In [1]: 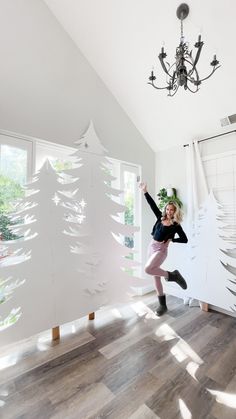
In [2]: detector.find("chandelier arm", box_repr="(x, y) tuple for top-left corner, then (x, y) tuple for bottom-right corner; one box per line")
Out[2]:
(182, 58), (200, 85)
(147, 82), (170, 90)
(184, 64), (200, 84)
(199, 65), (221, 83)
(168, 84), (179, 97)
(191, 43), (204, 72)
(158, 55), (173, 78)
(183, 57), (200, 76)
(187, 69), (199, 80)
(186, 84), (199, 93)
(185, 75), (198, 84)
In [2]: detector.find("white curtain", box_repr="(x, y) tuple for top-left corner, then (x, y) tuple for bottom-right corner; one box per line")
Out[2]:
(186, 141), (209, 237)
(184, 141), (209, 306)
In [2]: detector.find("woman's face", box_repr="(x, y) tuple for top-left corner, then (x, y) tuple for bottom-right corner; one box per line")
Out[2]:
(166, 204), (175, 218)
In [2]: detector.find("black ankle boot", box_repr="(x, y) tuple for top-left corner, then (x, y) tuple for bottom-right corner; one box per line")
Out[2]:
(156, 295), (167, 316)
(167, 270), (187, 290)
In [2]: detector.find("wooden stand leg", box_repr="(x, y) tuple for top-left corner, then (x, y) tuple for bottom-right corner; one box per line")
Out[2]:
(88, 312), (95, 320)
(200, 302), (209, 312)
(52, 326), (60, 341)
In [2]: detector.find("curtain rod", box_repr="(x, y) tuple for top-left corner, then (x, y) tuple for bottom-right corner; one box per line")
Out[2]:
(183, 129), (236, 147)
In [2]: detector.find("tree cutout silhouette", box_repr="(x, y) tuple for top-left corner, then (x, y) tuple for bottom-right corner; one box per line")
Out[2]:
(189, 190), (236, 311)
(0, 125), (143, 348)
(218, 202), (236, 311)
(0, 276), (24, 332)
(63, 121), (142, 309)
(0, 190), (33, 335)
(0, 159), (84, 345)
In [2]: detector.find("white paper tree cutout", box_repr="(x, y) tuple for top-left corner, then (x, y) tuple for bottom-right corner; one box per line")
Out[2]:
(0, 159), (86, 345)
(219, 202), (236, 311)
(0, 276), (24, 332)
(0, 201), (30, 333)
(188, 190), (236, 311)
(63, 121), (141, 309)
(0, 124), (143, 348)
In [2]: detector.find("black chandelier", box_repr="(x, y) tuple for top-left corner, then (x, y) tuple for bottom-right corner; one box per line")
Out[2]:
(148, 3), (220, 97)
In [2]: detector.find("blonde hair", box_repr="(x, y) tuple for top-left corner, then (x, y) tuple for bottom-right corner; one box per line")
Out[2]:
(162, 201), (183, 224)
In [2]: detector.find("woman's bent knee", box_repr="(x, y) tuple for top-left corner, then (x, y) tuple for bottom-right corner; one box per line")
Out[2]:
(145, 265), (153, 275)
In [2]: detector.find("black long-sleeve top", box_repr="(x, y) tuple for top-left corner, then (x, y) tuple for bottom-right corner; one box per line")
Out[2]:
(144, 192), (188, 243)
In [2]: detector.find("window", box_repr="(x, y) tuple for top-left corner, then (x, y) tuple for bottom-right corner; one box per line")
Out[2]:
(0, 133), (33, 240)
(110, 160), (141, 274)
(0, 133), (141, 265)
(35, 140), (74, 173)
(0, 133), (33, 185)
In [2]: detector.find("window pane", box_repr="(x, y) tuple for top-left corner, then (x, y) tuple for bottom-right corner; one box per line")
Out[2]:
(124, 170), (136, 250)
(0, 145), (26, 242)
(50, 158), (73, 173)
(1, 145), (27, 185)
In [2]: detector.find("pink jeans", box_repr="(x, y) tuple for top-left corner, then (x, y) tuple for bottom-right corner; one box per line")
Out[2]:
(145, 239), (169, 296)
(145, 239), (169, 278)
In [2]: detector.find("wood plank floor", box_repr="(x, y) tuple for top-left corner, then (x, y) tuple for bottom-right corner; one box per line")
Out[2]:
(0, 294), (236, 419)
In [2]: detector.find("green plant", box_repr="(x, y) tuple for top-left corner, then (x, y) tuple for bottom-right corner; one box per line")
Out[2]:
(0, 174), (24, 240)
(0, 214), (20, 241)
(0, 307), (22, 331)
(0, 174), (23, 212)
(157, 188), (183, 210)
(52, 159), (73, 173)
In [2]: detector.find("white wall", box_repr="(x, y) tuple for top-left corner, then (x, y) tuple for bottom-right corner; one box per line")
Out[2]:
(156, 145), (187, 209)
(155, 135), (236, 230)
(0, 0), (155, 279)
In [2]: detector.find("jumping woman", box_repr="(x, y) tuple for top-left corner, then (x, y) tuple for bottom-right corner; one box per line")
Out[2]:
(140, 182), (188, 316)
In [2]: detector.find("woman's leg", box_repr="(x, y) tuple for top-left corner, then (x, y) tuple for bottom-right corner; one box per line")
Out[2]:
(145, 241), (168, 316)
(145, 245), (187, 290)
(154, 276), (164, 296)
(153, 273), (167, 316)
(167, 270), (187, 289)
(145, 248), (168, 277)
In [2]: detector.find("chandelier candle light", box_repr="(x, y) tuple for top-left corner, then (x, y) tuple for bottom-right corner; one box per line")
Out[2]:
(148, 3), (220, 96)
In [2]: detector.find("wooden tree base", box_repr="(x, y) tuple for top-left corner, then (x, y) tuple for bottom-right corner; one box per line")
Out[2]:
(200, 302), (209, 312)
(52, 326), (60, 341)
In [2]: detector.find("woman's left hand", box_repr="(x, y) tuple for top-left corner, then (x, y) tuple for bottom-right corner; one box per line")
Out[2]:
(139, 182), (147, 193)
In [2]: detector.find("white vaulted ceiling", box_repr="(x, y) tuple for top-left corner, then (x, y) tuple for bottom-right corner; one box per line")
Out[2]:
(44, 0), (236, 151)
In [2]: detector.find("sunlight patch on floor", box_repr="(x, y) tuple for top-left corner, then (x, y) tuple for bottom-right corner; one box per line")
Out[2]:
(111, 308), (123, 318)
(171, 340), (203, 365)
(208, 389), (236, 408)
(0, 390), (8, 398)
(185, 361), (200, 381)
(155, 323), (178, 341)
(36, 341), (50, 351)
(37, 332), (51, 343)
(179, 398), (192, 418)
(0, 353), (18, 370)
(155, 322), (202, 381)
(71, 324), (76, 333)
(131, 301), (159, 319)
